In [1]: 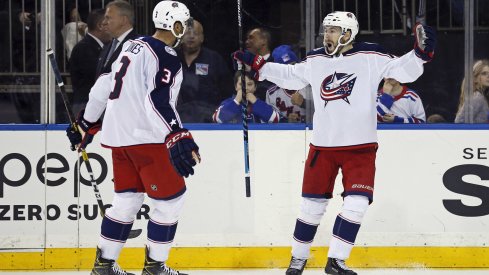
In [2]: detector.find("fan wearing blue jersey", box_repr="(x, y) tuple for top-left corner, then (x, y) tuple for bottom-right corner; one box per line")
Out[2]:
(212, 71), (281, 123)
(234, 11), (436, 275)
(66, 1), (198, 275)
(377, 78), (426, 123)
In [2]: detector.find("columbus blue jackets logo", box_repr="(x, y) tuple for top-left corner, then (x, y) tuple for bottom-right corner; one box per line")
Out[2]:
(320, 71), (357, 105)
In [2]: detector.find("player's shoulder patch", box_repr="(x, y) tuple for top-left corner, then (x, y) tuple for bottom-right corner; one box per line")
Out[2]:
(165, 46), (177, 56)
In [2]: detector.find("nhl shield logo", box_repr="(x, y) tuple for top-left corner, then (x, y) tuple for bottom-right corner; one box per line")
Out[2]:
(320, 71), (357, 106)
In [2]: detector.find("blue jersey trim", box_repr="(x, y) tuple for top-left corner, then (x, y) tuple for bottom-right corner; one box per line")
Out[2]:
(2, 123), (489, 131)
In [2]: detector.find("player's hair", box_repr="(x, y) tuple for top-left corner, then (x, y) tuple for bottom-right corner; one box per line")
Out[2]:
(87, 9), (106, 32)
(457, 59), (489, 113)
(106, 0), (134, 26)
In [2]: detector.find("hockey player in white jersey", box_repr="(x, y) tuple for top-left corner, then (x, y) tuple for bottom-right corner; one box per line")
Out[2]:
(66, 1), (197, 275)
(234, 11), (436, 275)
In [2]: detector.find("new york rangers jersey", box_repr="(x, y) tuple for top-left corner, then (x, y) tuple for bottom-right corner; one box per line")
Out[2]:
(212, 96), (280, 123)
(266, 85), (308, 122)
(84, 36), (183, 147)
(377, 86), (426, 123)
(259, 42), (426, 148)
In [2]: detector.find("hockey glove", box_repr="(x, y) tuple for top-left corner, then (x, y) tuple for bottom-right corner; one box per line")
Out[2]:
(233, 50), (266, 79)
(413, 23), (436, 62)
(75, 109), (102, 151)
(66, 124), (82, 151)
(165, 128), (200, 178)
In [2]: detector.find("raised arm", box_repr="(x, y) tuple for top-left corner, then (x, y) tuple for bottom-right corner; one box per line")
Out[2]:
(380, 24), (436, 83)
(233, 51), (309, 91)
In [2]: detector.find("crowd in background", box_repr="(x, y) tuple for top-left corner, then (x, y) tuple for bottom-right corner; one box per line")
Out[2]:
(0, 0), (488, 124)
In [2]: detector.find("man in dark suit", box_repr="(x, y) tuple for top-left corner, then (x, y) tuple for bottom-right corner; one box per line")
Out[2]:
(96, 0), (138, 77)
(244, 27), (275, 101)
(69, 9), (111, 114)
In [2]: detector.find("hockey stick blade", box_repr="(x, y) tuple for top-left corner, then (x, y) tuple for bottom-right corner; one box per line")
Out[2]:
(128, 228), (143, 239)
(46, 49), (142, 239)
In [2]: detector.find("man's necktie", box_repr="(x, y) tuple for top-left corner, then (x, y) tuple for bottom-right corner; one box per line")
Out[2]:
(104, 38), (119, 66)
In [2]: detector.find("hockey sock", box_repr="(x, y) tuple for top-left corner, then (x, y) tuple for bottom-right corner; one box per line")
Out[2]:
(147, 219), (178, 262)
(147, 195), (185, 262)
(328, 195), (369, 260)
(99, 215), (134, 260)
(99, 192), (144, 260)
(291, 198), (328, 259)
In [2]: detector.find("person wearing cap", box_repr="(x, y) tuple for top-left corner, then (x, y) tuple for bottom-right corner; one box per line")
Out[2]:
(266, 45), (313, 123)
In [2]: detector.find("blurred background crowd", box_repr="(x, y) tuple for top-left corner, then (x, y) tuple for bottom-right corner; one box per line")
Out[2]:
(0, 0), (487, 124)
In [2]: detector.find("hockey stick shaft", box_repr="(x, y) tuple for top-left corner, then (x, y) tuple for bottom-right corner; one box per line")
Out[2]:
(46, 49), (142, 238)
(416, 0), (426, 24)
(237, 0), (251, 197)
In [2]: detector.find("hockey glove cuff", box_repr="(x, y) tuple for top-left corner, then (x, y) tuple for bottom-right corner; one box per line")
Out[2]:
(233, 50), (266, 79)
(76, 109), (102, 151)
(414, 23), (436, 62)
(165, 128), (200, 178)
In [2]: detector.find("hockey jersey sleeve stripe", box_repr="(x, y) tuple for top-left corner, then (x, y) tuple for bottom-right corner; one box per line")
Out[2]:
(144, 39), (183, 131)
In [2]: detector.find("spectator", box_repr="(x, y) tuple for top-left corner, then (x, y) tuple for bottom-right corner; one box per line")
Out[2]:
(177, 19), (234, 123)
(213, 71), (280, 123)
(69, 9), (110, 115)
(95, 0), (138, 77)
(245, 27), (275, 100)
(377, 78), (426, 123)
(246, 27), (273, 60)
(454, 59), (489, 123)
(266, 45), (311, 123)
(427, 114), (447, 123)
(11, 0), (41, 72)
(61, 7), (87, 59)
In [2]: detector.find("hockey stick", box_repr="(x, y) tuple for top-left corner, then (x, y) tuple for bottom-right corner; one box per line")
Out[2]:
(237, 0), (251, 197)
(46, 49), (142, 239)
(415, 0), (426, 25)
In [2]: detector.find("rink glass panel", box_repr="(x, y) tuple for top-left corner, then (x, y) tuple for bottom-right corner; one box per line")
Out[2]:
(0, 0), (487, 124)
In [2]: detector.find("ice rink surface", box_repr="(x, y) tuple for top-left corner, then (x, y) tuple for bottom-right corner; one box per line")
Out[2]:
(0, 269), (488, 274)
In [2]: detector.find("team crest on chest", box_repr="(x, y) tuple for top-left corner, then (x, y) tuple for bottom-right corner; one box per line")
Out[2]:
(320, 71), (357, 106)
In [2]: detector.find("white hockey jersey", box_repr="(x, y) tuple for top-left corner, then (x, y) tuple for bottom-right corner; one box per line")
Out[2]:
(84, 36), (183, 147)
(259, 42), (426, 148)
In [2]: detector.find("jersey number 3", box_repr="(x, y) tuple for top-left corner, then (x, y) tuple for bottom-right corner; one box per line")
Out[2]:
(110, 56), (131, 100)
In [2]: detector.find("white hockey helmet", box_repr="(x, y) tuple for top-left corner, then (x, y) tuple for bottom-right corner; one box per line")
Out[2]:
(322, 11), (359, 55)
(153, 1), (191, 40)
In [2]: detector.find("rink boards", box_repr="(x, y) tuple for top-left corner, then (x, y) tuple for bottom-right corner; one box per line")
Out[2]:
(0, 124), (488, 270)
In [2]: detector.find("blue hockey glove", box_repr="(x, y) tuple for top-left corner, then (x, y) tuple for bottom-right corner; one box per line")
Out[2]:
(75, 109), (102, 151)
(66, 124), (82, 151)
(165, 128), (200, 178)
(414, 23), (436, 62)
(233, 50), (266, 79)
